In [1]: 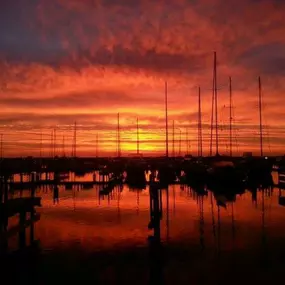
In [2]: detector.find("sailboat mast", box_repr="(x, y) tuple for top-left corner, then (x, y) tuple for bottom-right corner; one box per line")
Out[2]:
(210, 59), (215, 156)
(75, 122), (77, 157)
(137, 117), (139, 155)
(229, 76), (233, 157)
(73, 121), (77, 158)
(0, 134), (3, 160)
(117, 113), (121, 157)
(259, 76), (263, 157)
(62, 135), (65, 157)
(54, 127), (56, 157)
(198, 86), (203, 157)
(179, 129), (181, 156)
(96, 133), (99, 158)
(186, 128), (188, 155)
(214, 52), (219, 156)
(40, 132), (42, 158)
(172, 120), (175, 157)
(51, 130), (53, 158)
(70, 130), (73, 157)
(165, 81), (169, 158)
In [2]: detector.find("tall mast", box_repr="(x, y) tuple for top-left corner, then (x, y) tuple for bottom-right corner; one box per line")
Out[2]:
(54, 127), (56, 157)
(165, 81), (169, 158)
(229, 76), (233, 157)
(198, 86), (203, 157)
(136, 117), (139, 155)
(73, 121), (77, 158)
(40, 131), (42, 158)
(210, 54), (215, 156)
(186, 128), (188, 155)
(214, 51), (219, 156)
(259, 76), (263, 157)
(172, 120), (175, 157)
(70, 130), (73, 157)
(117, 113), (121, 157)
(51, 130), (53, 158)
(0, 133), (3, 160)
(62, 135), (65, 157)
(179, 129), (182, 156)
(96, 133), (99, 158)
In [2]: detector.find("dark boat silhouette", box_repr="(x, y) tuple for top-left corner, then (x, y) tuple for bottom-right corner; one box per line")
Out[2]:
(125, 161), (146, 190)
(243, 157), (273, 189)
(157, 163), (176, 188)
(183, 160), (208, 190)
(207, 160), (245, 196)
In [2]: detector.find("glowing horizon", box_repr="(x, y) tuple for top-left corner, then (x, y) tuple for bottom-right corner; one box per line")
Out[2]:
(0, 0), (284, 157)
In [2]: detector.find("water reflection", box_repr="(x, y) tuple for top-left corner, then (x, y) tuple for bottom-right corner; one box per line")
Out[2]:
(3, 171), (285, 284)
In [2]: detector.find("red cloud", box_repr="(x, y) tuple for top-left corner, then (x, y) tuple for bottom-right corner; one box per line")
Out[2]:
(0, 0), (284, 156)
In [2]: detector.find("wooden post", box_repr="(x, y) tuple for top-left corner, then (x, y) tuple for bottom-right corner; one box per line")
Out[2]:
(3, 176), (8, 204)
(0, 176), (4, 246)
(19, 211), (26, 248)
(37, 173), (40, 182)
(30, 172), (35, 244)
(0, 175), (3, 204)
(31, 172), (35, 198)
(0, 180), (8, 251)
(30, 213), (35, 246)
(20, 173), (24, 197)
(3, 175), (9, 232)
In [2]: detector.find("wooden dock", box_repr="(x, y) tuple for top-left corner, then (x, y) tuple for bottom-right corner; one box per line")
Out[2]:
(3, 213), (41, 240)
(1, 173), (42, 252)
(8, 179), (182, 190)
(0, 197), (41, 218)
(278, 168), (285, 189)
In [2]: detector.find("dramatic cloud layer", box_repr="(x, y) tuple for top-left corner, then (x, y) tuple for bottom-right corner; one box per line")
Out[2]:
(0, 0), (285, 156)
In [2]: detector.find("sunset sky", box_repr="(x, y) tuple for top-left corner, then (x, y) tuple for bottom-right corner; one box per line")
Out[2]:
(0, 0), (284, 157)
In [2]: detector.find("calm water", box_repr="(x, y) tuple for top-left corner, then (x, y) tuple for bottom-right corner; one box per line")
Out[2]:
(3, 172), (285, 285)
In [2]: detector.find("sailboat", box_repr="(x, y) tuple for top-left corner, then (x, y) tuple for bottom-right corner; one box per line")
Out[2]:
(244, 77), (274, 190)
(207, 54), (244, 194)
(158, 82), (176, 187)
(184, 86), (208, 191)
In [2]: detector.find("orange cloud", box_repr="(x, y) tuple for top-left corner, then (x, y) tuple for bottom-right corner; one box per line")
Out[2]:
(0, 0), (284, 156)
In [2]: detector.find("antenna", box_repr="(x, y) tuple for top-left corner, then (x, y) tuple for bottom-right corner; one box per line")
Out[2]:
(259, 76), (263, 157)
(165, 81), (169, 158)
(136, 117), (139, 155)
(229, 76), (233, 157)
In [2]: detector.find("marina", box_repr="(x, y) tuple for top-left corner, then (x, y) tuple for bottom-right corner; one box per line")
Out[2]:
(1, 174), (285, 284)
(1, 1), (285, 282)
